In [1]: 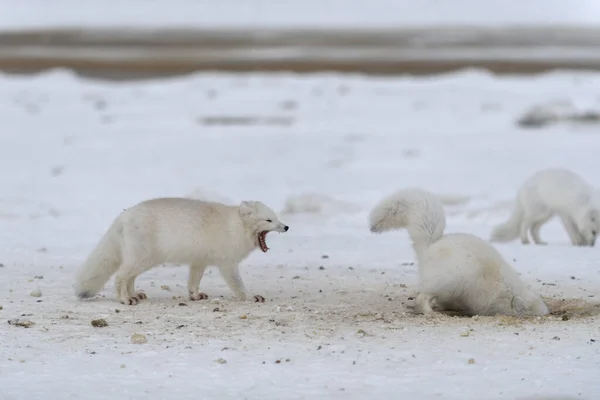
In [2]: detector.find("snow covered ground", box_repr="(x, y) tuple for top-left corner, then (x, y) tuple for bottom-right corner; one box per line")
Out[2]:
(2, 0), (600, 30)
(1, 68), (600, 399)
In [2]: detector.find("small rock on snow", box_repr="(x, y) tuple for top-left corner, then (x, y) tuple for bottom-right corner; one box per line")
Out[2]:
(91, 319), (108, 328)
(8, 319), (35, 328)
(131, 334), (148, 344)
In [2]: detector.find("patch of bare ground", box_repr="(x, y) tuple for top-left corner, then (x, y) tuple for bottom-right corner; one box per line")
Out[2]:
(4, 257), (598, 352)
(199, 116), (294, 127)
(3, 27), (600, 79)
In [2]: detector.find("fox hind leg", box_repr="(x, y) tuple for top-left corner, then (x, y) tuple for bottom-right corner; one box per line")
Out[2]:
(530, 213), (552, 245)
(519, 219), (531, 245)
(417, 292), (436, 315)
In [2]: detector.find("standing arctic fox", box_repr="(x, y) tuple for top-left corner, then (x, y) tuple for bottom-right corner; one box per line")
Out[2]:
(490, 168), (599, 246)
(369, 188), (549, 316)
(74, 198), (289, 305)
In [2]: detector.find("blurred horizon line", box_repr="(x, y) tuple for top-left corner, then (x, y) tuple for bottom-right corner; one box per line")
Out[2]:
(2, 26), (600, 80)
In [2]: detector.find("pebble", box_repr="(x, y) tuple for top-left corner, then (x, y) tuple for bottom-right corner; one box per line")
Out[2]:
(468, 358), (476, 365)
(30, 289), (42, 298)
(275, 305), (296, 313)
(460, 327), (470, 337)
(91, 319), (108, 328)
(8, 319), (35, 328)
(356, 329), (371, 338)
(214, 357), (227, 364)
(131, 334), (148, 344)
(160, 285), (171, 291)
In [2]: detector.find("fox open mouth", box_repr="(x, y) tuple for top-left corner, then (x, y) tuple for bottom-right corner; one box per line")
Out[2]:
(258, 231), (269, 252)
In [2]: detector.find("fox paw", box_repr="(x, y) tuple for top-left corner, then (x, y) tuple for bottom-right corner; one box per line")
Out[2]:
(121, 296), (140, 306)
(135, 292), (147, 300)
(190, 292), (208, 301)
(253, 295), (265, 303)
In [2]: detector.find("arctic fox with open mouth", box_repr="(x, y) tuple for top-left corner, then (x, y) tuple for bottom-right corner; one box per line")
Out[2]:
(74, 198), (289, 305)
(490, 168), (599, 246)
(369, 188), (549, 317)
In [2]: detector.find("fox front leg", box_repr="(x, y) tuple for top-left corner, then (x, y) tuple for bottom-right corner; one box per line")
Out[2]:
(218, 264), (264, 302)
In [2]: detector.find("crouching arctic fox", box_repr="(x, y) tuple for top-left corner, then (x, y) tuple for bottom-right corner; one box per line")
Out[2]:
(74, 198), (289, 305)
(490, 168), (599, 247)
(369, 188), (549, 316)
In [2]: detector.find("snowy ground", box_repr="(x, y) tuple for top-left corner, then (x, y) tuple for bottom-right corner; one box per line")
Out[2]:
(2, 0), (600, 30)
(1, 68), (600, 399)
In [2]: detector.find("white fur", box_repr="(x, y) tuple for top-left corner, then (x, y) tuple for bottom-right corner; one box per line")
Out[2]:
(490, 168), (599, 246)
(74, 198), (288, 305)
(369, 188), (549, 317)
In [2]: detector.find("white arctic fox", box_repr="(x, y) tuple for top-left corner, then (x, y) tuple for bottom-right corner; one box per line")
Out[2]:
(74, 198), (289, 305)
(369, 188), (549, 316)
(490, 168), (599, 247)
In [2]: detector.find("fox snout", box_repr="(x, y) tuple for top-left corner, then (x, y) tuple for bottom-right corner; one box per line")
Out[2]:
(275, 223), (289, 233)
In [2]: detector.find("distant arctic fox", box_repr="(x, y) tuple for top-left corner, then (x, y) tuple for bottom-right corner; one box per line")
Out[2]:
(490, 168), (599, 246)
(74, 198), (289, 305)
(369, 188), (549, 316)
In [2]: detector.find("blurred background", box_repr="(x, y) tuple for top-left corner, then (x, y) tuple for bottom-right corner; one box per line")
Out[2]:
(2, 0), (600, 80)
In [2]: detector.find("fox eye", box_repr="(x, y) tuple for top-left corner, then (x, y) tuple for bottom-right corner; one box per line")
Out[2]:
(266, 219), (272, 223)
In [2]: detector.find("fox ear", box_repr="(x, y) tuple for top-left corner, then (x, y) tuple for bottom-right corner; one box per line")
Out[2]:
(239, 201), (254, 216)
(511, 296), (527, 314)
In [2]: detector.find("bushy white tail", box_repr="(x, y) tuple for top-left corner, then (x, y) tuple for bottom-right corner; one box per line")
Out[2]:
(490, 202), (523, 242)
(74, 218), (124, 299)
(369, 188), (446, 252)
